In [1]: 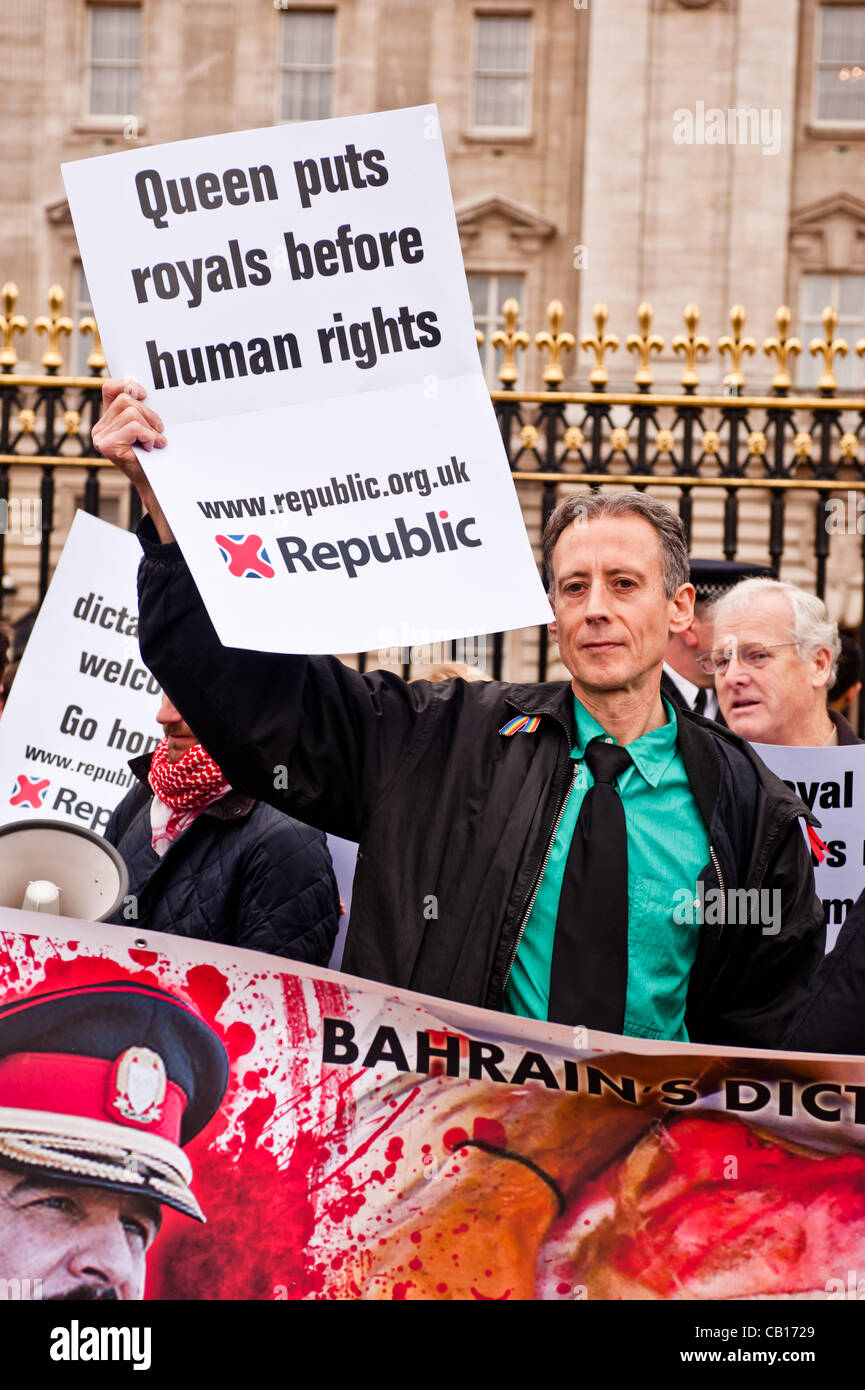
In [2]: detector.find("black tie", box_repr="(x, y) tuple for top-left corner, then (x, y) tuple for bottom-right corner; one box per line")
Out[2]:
(548, 739), (633, 1031)
(693, 688), (708, 716)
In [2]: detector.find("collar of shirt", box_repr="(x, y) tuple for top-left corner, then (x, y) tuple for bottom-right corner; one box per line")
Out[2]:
(571, 693), (680, 789)
(662, 662), (701, 706)
(663, 663), (718, 719)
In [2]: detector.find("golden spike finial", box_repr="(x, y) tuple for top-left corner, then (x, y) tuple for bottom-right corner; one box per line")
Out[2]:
(34, 285), (73, 370)
(78, 315), (106, 373)
(718, 305), (756, 390)
(626, 302), (664, 388)
(535, 300), (575, 386)
(810, 305), (848, 392)
(763, 306), (801, 392)
(580, 303), (619, 388)
(0, 283), (27, 369)
(671, 304), (710, 389)
(491, 299), (529, 386)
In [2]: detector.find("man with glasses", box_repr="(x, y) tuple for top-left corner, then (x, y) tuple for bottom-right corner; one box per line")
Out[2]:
(705, 578), (859, 746)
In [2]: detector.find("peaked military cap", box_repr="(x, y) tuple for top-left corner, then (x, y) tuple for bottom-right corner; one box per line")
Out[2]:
(0, 980), (229, 1222)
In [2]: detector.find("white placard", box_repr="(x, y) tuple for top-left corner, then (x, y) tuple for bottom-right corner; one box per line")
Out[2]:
(0, 512), (162, 833)
(62, 106), (551, 654)
(754, 741), (865, 950)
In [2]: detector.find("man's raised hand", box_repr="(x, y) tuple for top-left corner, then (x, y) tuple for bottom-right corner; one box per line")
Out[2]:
(92, 378), (175, 543)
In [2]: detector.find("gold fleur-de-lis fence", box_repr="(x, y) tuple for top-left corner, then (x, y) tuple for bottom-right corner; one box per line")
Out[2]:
(0, 283), (27, 370)
(810, 305), (848, 393)
(718, 305), (756, 392)
(2, 281), (865, 687)
(580, 303), (619, 389)
(34, 285), (74, 371)
(626, 302), (663, 389)
(490, 298), (529, 387)
(763, 306), (801, 393)
(671, 304), (710, 390)
(535, 300), (575, 386)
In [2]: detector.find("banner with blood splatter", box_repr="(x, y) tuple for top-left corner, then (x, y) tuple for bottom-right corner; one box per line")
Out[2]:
(2, 908), (865, 1302)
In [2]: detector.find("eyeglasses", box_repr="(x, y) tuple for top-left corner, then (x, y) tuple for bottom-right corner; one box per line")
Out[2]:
(696, 642), (800, 676)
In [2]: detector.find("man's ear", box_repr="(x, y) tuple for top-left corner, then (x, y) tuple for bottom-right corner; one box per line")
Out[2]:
(668, 582), (696, 636)
(547, 591), (557, 643)
(812, 645), (833, 688)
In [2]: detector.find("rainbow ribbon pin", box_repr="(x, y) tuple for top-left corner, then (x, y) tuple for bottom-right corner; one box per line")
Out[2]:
(499, 715), (541, 736)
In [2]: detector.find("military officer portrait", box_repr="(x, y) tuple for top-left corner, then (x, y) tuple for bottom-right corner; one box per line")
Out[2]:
(0, 979), (228, 1300)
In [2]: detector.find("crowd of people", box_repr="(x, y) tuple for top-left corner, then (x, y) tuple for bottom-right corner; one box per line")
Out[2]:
(4, 378), (865, 1302)
(5, 374), (865, 1051)
(75, 376), (865, 1057)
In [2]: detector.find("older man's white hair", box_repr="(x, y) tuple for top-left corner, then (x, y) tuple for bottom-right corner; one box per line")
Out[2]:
(711, 577), (842, 684)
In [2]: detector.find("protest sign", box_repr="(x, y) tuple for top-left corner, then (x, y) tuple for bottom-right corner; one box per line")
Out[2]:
(61, 106), (551, 655)
(754, 742), (865, 949)
(1, 906), (863, 1302)
(0, 511), (161, 834)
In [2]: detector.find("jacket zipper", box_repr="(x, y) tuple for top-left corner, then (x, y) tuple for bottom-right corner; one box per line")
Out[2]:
(708, 843), (726, 934)
(502, 762), (580, 996)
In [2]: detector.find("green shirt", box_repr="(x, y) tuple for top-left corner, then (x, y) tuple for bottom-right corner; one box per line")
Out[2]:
(503, 696), (710, 1041)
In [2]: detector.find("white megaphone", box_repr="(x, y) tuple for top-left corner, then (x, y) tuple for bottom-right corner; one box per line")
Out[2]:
(0, 819), (129, 922)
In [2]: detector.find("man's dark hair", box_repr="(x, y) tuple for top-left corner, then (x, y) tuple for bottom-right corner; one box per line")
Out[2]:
(542, 490), (690, 599)
(829, 632), (864, 702)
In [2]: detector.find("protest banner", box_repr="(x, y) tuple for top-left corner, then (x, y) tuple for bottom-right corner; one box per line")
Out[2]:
(1, 906), (863, 1302)
(0, 512), (161, 834)
(754, 742), (865, 949)
(61, 106), (551, 655)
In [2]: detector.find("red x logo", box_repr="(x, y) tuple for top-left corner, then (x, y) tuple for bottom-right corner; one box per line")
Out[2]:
(10, 775), (50, 808)
(215, 534), (275, 579)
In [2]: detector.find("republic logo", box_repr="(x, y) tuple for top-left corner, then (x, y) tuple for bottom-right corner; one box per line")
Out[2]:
(215, 534), (275, 578)
(10, 774), (50, 809)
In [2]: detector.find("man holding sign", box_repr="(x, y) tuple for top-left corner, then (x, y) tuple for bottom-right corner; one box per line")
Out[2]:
(94, 388), (824, 1051)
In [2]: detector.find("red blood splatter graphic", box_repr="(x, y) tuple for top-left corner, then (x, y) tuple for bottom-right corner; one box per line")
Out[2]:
(129, 949), (159, 968)
(443, 1127), (469, 1153)
(472, 1117), (507, 1148)
(184, 963), (230, 1023)
(223, 1020), (256, 1062)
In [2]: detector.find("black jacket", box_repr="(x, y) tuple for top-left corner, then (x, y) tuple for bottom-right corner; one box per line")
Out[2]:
(829, 708), (862, 745)
(104, 752), (340, 963)
(136, 519), (825, 1048)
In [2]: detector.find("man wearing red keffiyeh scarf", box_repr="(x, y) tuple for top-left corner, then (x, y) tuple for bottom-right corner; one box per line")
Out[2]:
(147, 707), (233, 857)
(103, 696), (339, 963)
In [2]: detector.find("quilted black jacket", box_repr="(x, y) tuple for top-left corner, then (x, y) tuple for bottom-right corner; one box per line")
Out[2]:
(135, 518), (825, 1049)
(104, 753), (340, 962)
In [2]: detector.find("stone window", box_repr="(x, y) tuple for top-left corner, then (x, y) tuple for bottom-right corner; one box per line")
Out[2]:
(279, 10), (335, 122)
(86, 3), (141, 117)
(472, 14), (532, 131)
(815, 5), (865, 121)
(797, 271), (865, 388)
(467, 272), (525, 385)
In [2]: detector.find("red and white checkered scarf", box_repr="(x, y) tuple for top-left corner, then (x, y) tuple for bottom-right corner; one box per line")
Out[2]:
(147, 740), (231, 855)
